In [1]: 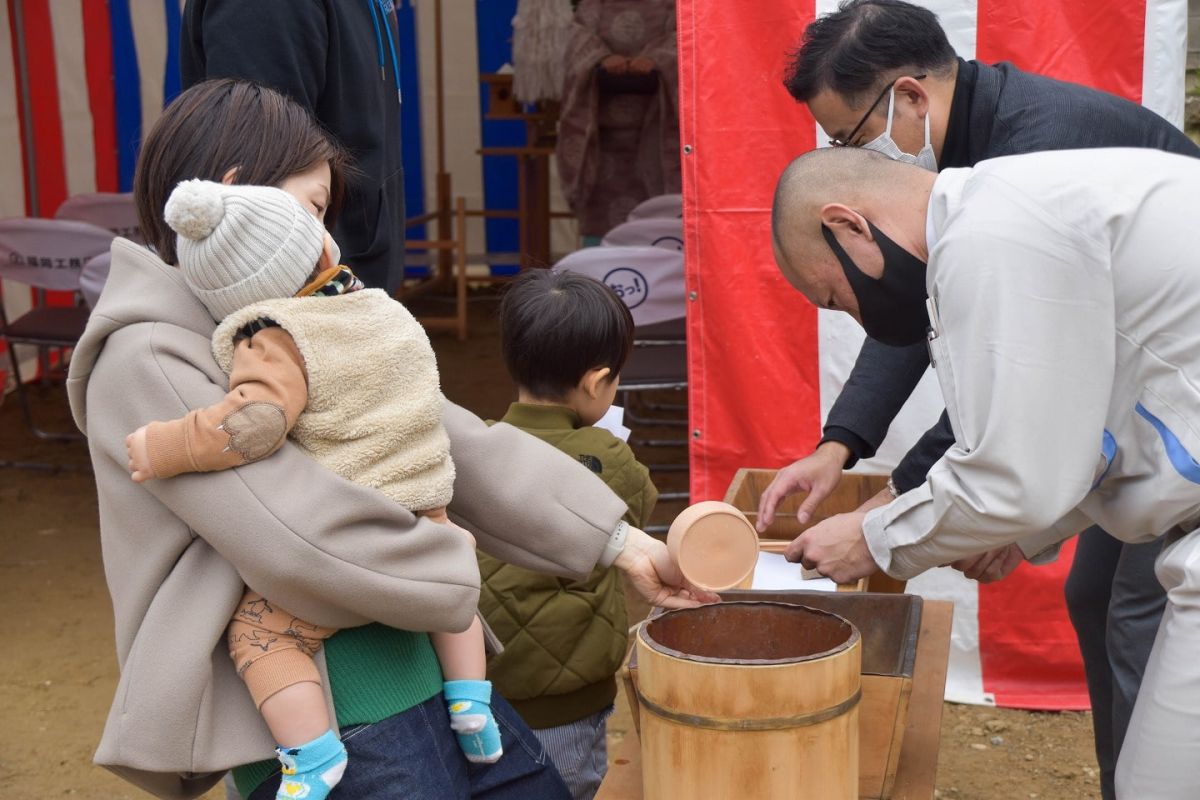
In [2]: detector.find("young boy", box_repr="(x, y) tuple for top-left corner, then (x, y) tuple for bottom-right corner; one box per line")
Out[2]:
(478, 270), (658, 800)
(124, 179), (500, 800)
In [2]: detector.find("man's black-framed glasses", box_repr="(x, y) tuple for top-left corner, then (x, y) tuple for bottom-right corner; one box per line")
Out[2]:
(827, 74), (927, 148)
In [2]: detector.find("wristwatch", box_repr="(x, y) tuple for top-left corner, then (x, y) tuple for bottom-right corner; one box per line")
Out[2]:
(599, 520), (630, 568)
(886, 478), (899, 499)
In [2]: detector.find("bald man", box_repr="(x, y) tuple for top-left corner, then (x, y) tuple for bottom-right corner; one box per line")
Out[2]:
(773, 6), (1200, 796)
(772, 145), (1200, 798)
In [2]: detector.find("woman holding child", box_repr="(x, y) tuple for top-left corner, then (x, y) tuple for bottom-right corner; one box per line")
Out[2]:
(68, 79), (708, 800)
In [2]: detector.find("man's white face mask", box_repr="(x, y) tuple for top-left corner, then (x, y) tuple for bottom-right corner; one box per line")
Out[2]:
(861, 85), (938, 172)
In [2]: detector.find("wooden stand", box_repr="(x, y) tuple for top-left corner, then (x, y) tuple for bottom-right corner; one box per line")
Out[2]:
(479, 73), (574, 270)
(476, 144), (557, 269)
(401, 197), (468, 340)
(598, 599), (953, 800)
(398, 0), (469, 339)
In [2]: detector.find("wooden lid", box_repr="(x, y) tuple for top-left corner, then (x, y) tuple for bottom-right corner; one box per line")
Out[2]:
(667, 501), (759, 591)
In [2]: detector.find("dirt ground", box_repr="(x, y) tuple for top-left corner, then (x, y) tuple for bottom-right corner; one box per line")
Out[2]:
(0, 290), (1100, 799)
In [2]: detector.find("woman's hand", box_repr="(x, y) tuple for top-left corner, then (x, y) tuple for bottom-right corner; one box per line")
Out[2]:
(125, 426), (155, 483)
(601, 54), (630, 74)
(615, 528), (720, 609)
(949, 544), (1024, 583)
(420, 508), (477, 549)
(627, 56), (655, 75)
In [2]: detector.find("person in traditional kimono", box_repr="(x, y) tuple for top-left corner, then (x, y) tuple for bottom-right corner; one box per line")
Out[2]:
(556, 0), (681, 241)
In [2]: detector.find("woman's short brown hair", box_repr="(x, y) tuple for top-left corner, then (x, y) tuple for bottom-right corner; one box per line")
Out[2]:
(133, 79), (348, 265)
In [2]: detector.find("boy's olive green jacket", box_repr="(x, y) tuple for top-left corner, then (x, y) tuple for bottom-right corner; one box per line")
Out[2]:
(479, 403), (657, 729)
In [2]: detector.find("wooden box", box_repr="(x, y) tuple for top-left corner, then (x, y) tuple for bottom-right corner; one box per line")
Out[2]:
(724, 467), (889, 540)
(725, 468), (906, 594)
(622, 591), (922, 800)
(480, 73), (521, 118)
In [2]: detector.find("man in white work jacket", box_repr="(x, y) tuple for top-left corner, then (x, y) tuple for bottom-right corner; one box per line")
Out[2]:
(771, 145), (1200, 798)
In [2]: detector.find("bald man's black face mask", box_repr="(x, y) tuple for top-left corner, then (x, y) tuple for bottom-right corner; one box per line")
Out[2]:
(821, 221), (929, 347)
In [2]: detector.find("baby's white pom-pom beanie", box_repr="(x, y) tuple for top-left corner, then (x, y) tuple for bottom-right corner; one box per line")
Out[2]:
(164, 179), (326, 321)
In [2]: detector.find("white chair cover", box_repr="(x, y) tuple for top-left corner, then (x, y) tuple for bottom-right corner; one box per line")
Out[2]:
(54, 192), (143, 243)
(601, 217), (684, 250)
(0, 218), (110, 405)
(553, 245), (685, 327)
(80, 252), (112, 310)
(626, 193), (682, 221)
(0, 218), (115, 291)
(0, 217), (114, 292)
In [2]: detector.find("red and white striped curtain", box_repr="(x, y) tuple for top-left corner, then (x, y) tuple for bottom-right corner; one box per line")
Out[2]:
(1, 0), (182, 388)
(679, 0), (1186, 708)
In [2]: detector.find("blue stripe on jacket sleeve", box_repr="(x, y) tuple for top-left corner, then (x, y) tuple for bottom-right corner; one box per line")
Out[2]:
(1092, 429), (1118, 490)
(1135, 403), (1200, 484)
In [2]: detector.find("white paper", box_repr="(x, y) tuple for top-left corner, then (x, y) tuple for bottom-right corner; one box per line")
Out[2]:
(594, 404), (631, 442)
(750, 552), (839, 592)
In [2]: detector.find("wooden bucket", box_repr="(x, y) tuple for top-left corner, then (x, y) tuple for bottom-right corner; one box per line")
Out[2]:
(636, 601), (861, 799)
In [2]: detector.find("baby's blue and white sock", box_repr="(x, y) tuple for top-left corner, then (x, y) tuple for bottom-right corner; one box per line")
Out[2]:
(274, 729), (347, 799)
(444, 679), (503, 764)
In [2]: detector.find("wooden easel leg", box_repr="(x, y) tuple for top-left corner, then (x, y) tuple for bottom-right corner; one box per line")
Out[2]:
(455, 197), (468, 341)
(436, 172), (453, 292)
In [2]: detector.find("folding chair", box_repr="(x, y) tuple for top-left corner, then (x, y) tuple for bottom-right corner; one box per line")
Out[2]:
(0, 218), (114, 441)
(553, 246), (689, 510)
(626, 193), (682, 221)
(600, 221), (687, 351)
(55, 192), (144, 244)
(553, 246), (685, 326)
(603, 223), (688, 430)
(601, 217), (684, 251)
(80, 252), (112, 310)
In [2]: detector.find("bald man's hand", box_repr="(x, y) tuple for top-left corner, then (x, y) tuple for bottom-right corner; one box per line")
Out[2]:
(756, 441), (850, 533)
(784, 510), (878, 585)
(948, 544), (1024, 584)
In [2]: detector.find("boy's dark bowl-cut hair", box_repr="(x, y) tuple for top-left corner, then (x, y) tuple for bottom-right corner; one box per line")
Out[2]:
(500, 269), (635, 401)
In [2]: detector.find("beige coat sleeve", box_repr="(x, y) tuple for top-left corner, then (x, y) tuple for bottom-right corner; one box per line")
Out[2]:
(90, 326), (480, 633)
(91, 328), (628, 630)
(442, 404), (627, 580)
(143, 327), (308, 478)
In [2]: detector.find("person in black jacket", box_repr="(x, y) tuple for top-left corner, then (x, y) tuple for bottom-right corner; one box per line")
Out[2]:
(757, 3), (1200, 798)
(181, 0), (406, 295)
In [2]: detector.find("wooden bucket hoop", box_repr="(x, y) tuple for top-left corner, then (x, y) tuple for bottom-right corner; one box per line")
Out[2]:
(634, 685), (862, 731)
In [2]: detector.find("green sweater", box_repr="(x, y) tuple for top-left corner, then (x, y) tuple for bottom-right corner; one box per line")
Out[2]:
(479, 403), (657, 729)
(232, 626), (442, 797)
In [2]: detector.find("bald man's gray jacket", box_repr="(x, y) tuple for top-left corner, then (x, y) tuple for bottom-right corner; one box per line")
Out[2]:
(865, 149), (1200, 578)
(821, 60), (1199, 491)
